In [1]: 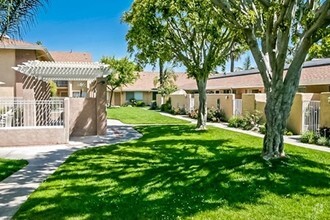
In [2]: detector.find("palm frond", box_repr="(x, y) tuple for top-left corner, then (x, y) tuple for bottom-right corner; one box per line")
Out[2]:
(0, 0), (48, 38)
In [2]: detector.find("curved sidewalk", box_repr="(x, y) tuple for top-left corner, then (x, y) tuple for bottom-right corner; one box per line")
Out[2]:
(0, 120), (141, 220)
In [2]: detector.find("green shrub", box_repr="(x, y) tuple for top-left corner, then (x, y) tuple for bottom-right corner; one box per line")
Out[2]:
(284, 129), (293, 136)
(189, 110), (198, 119)
(319, 127), (330, 139)
(136, 101), (145, 107)
(259, 124), (266, 134)
(172, 107), (187, 115)
(160, 98), (172, 113)
(129, 98), (137, 106)
(228, 116), (244, 128)
(301, 131), (318, 144)
(317, 136), (328, 146)
(149, 101), (158, 110)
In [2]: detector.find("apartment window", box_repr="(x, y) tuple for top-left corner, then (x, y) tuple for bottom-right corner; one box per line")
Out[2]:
(73, 92), (80, 98)
(135, 92), (143, 100)
(55, 80), (68, 87)
(252, 89), (260, 93)
(126, 92), (134, 101)
(126, 92), (143, 101)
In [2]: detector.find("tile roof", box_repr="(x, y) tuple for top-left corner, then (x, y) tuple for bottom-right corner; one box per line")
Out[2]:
(122, 60), (330, 92)
(182, 60), (330, 90)
(50, 51), (93, 62)
(118, 72), (195, 92)
(0, 37), (45, 50)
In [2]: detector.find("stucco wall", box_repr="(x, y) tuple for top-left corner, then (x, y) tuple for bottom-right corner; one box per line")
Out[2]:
(0, 50), (16, 97)
(0, 127), (67, 147)
(320, 92), (330, 128)
(207, 94), (235, 120)
(69, 98), (97, 136)
(170, 94), (189, 109)
(242, 94), (256, 115)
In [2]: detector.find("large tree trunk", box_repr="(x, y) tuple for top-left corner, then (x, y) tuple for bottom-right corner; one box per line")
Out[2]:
(262, 69), (301, 160)
(196, 78), (208, 130)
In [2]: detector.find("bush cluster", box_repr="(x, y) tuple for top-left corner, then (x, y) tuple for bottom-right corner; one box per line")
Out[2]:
(188, 108), (226, 122)
(149, 101), (158, 110)
(228, 110), (263, 131)
(160, 98), (172, 113)
(301, 130), (330, 147)
(122, 99), (145, 107)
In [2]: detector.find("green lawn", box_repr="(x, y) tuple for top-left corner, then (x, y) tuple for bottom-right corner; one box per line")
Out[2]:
(14, 125), (330, 219)
(0, 158), (28, 181)
(107, 107), (190, 124)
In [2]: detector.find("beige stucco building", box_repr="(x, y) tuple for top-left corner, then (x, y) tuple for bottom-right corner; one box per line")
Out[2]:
(110, 59), (330, 106)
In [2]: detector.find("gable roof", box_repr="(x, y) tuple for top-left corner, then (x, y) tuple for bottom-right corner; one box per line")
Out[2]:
(117, 59), (330, 92)
(118, 72), (195, 92)
(181, 59), (330, 91)
(0, 37), (52, 61)
(50, 51), (93, 62)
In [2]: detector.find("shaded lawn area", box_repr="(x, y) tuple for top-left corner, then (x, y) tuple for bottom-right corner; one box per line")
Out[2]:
(107, 107), (190, 124)
(14, 125), (330, 220)
(0, 159), (28, 181)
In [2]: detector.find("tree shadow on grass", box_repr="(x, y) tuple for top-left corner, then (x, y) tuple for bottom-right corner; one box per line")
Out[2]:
(14, 125), (330, 220)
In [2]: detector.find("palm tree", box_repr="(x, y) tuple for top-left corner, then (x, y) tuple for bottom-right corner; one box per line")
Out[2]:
(0, 0), (48, 38)
(154, 66), (178, 97)
(229, 42), (248, 72)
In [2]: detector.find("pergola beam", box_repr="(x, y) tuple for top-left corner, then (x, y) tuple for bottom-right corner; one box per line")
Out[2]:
(13, 61), (111, 81)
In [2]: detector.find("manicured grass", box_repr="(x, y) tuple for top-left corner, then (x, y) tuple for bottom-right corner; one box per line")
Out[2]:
(107, 107), (190, 124)
(14, 125), (330, 219)
(0, 158), (28, 181)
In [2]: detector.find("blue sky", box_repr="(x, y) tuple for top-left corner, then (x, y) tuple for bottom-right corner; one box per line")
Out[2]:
(23, 0), (253, 72)
(24, 0), (132, 61)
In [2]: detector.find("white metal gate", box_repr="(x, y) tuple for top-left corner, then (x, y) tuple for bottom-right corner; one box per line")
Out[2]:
(234, 99), (242, 116)
(303, 101), (320, 133)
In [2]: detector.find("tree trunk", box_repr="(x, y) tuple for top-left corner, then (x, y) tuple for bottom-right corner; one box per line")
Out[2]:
(108, 89), (114, 107)
(196, 78), (208, 130)
(230, 52), (235, 73)
(263, 92), (286, 159)
(159, 59), (164, 86)
(262, 79), (298, 160)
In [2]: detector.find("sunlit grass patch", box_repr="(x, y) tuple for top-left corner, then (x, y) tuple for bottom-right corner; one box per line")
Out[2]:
(14, 125), (330, 220)
(0, 158), (28, 181)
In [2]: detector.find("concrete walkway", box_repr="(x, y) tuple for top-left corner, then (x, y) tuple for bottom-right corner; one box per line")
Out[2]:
(0, 120), (142, 220)
(161, 112), (330, 153)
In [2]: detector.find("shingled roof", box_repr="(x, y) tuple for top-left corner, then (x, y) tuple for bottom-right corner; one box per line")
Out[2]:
(50, 51), (93, 62)
(118, 72), (194, 92)
(120, 59), (330, 92)
(0, 37), (52, 61)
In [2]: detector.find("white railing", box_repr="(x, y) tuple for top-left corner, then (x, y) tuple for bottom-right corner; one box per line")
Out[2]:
(303, 100), (320, 134)
(0, 98), (64, 128)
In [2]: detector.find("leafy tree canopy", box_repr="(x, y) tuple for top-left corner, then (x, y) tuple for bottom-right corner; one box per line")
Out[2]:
(101, 56), (141, 106)
(308, 34), (330, 60)
(212, 0), (330, 159)
(124, 0), (238, 129)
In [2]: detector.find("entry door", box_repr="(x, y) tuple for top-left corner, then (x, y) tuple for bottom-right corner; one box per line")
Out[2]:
(114, 93), (121, 106)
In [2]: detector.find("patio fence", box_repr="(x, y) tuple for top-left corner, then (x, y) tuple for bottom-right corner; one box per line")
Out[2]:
(302, 100), (320, 134)
(0, 98), (64, 128)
